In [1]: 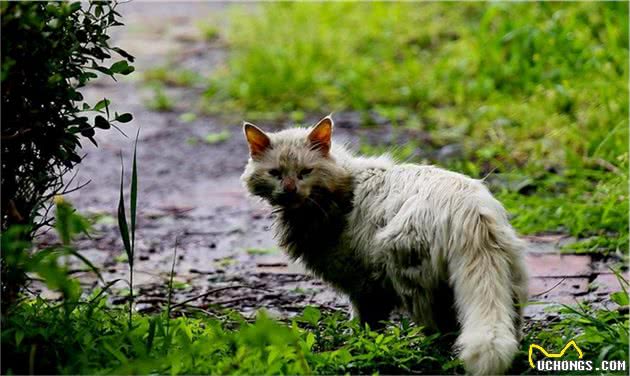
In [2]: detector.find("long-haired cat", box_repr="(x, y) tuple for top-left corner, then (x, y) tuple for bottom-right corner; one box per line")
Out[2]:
(241, 116), (528, 375)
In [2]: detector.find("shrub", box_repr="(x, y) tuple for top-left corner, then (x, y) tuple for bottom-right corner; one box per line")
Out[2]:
(1, 0), (134, 306)
(1, 1), (134, 233)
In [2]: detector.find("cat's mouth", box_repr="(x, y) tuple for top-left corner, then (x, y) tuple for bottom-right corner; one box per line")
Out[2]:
(274, 192), (305, 209)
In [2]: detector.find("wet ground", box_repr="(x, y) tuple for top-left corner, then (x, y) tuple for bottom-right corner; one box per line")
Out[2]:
(36, 2), (626, 322)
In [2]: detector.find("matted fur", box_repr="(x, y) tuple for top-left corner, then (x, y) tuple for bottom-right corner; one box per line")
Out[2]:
(241, 117), (529, 375)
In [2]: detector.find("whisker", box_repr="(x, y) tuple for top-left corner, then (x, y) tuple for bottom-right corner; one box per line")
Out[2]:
(306, 197), (329, 219)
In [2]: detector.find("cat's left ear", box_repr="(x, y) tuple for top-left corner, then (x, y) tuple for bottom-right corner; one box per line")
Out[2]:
(243, 122), (271, 159)
(308, 115), (333, 155)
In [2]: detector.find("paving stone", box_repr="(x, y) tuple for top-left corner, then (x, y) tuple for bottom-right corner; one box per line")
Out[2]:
(591, 273), (629, 294)
(524, 234), (577, 254)
(526, 254), (592, 278)
(529, 277), (589, 301)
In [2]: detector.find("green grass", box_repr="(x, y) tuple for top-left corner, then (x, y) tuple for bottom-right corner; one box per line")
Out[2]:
(2, 294), (628, 375)
(144, 66), (202, 88)
(145, 84), (174, 112)
(201, 2), (628, 253)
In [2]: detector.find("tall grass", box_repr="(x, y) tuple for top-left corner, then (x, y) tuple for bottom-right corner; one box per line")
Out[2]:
(117, 131), (139, 328)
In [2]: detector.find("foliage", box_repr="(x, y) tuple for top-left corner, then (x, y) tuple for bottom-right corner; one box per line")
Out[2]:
(0, 198), (97, 313)
(203, 2), (628, 253)
(2, 295), (628, 375)
(1, 0), (134, 304)
(1, 1), (135, 233)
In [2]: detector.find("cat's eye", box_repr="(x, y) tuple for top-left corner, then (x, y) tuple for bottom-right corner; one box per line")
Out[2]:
(298, 168), (313, 179)
(269, 169), (282, 178)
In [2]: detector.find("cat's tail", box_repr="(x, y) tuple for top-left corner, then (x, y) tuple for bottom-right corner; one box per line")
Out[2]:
(449, 203), (528, 375)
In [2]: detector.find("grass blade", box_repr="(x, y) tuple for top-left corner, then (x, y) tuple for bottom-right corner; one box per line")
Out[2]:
(146, 316), (157, 354)
(62, 246), (104, 283)
(88, 279), (124, 305)
(117, 154), (132, 267)
(130, 129), (139, 255)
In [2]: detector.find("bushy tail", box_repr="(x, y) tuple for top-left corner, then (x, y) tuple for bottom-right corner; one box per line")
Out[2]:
(449, 208), (528, 375)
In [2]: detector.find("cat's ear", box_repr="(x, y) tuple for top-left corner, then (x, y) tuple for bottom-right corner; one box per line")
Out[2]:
(308, 115), (333, 155)
(243, 122), (271, 159)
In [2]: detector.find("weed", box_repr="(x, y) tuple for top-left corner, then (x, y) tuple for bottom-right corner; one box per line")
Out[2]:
(178, 112), (197, 123)
(204, 130), (231, 144)
(144, 66), (202, 88)
(145, 84), (174, 112)
(246, 247), (277, 255)
(117, 131), (139, 328)
(2, 294), (627, 374)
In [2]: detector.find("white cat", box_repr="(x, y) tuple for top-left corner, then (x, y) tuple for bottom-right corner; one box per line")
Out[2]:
(241, 115), (529, 375)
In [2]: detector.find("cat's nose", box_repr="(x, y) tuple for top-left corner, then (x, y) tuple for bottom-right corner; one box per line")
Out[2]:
(282, 178), (297, 193)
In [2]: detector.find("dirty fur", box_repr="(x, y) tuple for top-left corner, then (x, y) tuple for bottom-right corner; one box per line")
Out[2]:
(241, 116), (529, 375)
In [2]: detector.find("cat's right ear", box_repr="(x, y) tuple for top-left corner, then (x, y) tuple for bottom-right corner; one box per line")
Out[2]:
(243, 122), (271, 159)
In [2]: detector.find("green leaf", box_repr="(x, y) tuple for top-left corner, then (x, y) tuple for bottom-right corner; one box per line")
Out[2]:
(130, 130), (139, 254)
(110, 60), (129, 74)
(146, 316), (157, 354)
(116, 113), (133, 123)
(117, 156), (132, 266)
(93, 98), (110, 111)
(60, 246), (104, 283)
(611, 291), (629, 306)
(305, 332), (316, 350)
(94, 115), (110, 129)
(300, 306), (321, 326)
(112, 47), (135, 63)
(15, 330), (24, 347)
(68, 2), (81, 13)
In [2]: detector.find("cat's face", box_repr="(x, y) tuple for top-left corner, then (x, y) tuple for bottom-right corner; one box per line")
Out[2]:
(241, 116), (348, 209)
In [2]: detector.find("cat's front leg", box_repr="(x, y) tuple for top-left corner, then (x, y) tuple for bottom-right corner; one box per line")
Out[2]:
(349, 282), (400, 330)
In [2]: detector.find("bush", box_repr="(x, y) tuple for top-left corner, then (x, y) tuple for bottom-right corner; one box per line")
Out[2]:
(1, 0), (134, 306)
(1, 1), (134, 233)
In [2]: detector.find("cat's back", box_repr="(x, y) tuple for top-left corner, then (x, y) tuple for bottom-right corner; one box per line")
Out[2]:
(350, 163), (503, 226)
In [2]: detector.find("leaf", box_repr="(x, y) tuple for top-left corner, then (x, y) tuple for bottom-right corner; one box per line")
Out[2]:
(92, 66), (113, 76)
(88, 279), (124, 304)
(15, 330), (24, 347)
(117, 155), (132, 266)
(112, 47), (135, 62)
(116, 113), (133, 123)
(103, 342), (127, 363)
(130, 129), (139, 254)
(611, 291), (629, 306)
(80, 127), (95, 137)
(110, 60), (129, 73)
(146, 316), (157, 354)
(301, 306), (321, 326)
(94, 115), (110, 129)
(110, 60), (135, 75)
(61, 246), (104, 283)
(305, 332), (316, 350)
(88, 136), (98, 147)
(93, 98), (110, 111)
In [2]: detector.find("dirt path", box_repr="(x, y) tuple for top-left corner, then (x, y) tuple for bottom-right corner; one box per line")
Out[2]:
(37, 2), (625, 322)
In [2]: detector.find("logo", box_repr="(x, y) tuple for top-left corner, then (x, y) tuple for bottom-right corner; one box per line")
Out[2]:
(528, 340), (583, 369)
(529, 340), (627, 372)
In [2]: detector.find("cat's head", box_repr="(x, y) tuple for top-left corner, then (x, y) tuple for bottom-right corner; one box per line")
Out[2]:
(241, 116), (351, 209)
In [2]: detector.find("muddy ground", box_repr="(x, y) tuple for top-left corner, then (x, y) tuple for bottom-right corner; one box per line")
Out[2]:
(35, 2), (626, 322)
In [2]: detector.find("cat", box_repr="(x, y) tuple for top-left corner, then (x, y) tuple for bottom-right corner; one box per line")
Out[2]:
(241, 115), (529, 375)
